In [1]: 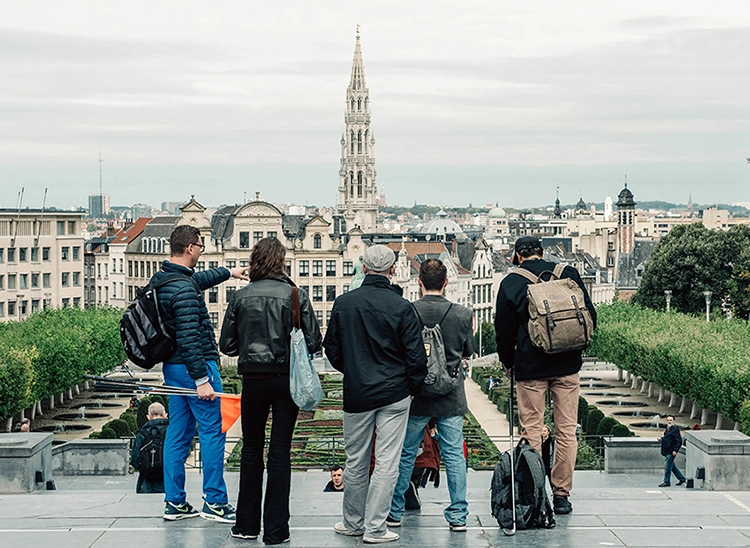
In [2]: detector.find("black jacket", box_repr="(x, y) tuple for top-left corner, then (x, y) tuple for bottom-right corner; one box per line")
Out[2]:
(409, 295), (474, 418)
(661, 425), (683, 456)
(130, 418), (168, 494)
(154, 261), (230, 383)
(219, 277), (322, 375)
(323, 274), (428, 413)
(494, 258), (597, 381)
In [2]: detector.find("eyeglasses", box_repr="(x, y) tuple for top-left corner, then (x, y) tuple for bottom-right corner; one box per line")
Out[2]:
(191, 242), (206, 252)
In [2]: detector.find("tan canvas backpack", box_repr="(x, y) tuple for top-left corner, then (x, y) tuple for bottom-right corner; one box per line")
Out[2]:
(512, 264), (594, 354)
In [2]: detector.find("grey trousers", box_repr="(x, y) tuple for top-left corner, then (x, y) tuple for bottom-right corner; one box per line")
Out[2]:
(342, 396), (411, 538)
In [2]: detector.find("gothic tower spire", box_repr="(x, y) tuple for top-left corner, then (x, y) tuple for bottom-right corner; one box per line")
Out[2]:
(338, 27), (378, 232)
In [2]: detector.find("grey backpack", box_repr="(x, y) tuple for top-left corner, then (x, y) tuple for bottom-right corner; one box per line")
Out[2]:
(513, 264), (594, 354)
(413, 304), (460, 398)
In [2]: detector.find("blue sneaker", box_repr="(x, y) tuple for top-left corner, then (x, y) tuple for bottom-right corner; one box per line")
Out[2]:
(163, 501), (199, 521)
(200, 501), (237, 523)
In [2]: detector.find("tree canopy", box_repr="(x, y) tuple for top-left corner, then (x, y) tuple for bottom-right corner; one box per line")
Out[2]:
(632, 224), (750, 319)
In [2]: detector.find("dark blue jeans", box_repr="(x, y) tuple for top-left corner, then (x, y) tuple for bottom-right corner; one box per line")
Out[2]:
(236, 374), (298, 543)
(663, 453), (685, 484)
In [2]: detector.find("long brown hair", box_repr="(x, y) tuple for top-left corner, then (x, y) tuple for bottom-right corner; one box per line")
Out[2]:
(248, 237), (286, 281)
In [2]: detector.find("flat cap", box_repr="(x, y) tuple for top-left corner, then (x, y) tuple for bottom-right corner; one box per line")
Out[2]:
(362, 245), (396, 272)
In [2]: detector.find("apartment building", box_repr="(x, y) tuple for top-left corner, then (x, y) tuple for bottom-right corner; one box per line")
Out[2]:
(0, 209), (84, 321)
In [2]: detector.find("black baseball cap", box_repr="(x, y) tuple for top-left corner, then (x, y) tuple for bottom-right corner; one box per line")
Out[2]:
(512, 236), (542, 265)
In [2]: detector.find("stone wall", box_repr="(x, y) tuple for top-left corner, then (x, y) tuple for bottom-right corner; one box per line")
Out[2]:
(52, 439), (129, 476)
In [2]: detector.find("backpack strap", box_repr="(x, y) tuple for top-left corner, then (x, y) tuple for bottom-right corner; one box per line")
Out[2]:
(552, 263), (566, 280)
(151, 272), (200, 293)
(412, 302), (453, 328)
(511, 268), (540, 284)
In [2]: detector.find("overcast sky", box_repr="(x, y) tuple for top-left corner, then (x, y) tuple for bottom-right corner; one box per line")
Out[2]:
(1, 1), (749, 211)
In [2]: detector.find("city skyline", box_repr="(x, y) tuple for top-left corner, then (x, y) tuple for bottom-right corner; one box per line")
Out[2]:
(1, 1), (749, 210)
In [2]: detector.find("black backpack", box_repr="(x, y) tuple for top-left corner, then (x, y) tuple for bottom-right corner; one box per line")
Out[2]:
(119, 273), (197, 369)
(137, 423), (168, 479)
(413, 303), (460, 398)
(491, 442), (556, 531)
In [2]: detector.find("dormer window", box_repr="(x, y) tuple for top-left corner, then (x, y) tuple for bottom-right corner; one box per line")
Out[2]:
(314, 234), (322, 249)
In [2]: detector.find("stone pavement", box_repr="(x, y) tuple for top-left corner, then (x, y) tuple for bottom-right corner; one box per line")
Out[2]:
(3, 470), (750, 547)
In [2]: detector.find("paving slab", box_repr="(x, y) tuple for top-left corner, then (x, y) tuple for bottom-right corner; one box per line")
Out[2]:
(1, 471), (749, 547)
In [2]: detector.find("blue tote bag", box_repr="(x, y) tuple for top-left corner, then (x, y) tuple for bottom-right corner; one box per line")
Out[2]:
(289, 287), (323, 411)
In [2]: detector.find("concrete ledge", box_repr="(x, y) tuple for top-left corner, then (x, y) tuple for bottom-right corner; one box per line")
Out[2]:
(0, 433), (53, 493)
(685, 431), (750, 490)
(52, 439), (129, 476)
(604, 437), (685, 474)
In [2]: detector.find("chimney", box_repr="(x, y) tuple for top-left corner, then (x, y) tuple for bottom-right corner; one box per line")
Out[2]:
(106, 219), (115, 237)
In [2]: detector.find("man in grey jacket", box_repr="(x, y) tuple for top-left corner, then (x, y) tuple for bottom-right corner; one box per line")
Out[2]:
(387, 258), (474, 532)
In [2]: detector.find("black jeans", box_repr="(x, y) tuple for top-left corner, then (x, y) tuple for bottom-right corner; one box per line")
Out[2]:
(236, 374), (299, 543)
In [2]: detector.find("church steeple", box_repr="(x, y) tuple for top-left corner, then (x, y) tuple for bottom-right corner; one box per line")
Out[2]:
(338, 27), (378, 232)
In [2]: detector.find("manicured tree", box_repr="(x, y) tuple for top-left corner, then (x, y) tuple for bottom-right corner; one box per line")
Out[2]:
(106, 419), (132, 438)
(119, 411), (138, 435)
(610, 424), (632, 437)
(578, 396), (589, 433)
(136, 396), (153, 429)
(586, 409), (604, 437)
(596, 417), (618, 437)
(100, 427), (117, 439)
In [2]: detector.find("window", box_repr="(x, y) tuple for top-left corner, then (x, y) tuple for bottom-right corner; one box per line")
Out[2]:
(208, 287), (218, 304)
(42, 247), (50, 261)
(57, 221), (65, 235)
(315, 309), (323, 325)
(146, 262), (151, 277)
(0, 275), (3, 289)
(0, 248), (3, 263)
(343, 261), (353, 276)
(209, 312), (219, 328)
(31, 247), (39, 261)
(0, 302), (3, 316)
(19, 248), (27, 262)
(312, 260), (323, 277)
(73, 247), (80, 260)
(326, 309), (332, 324)
(239, 232), (249, 248)
(19, 274), (27, 289)
(73, 272), (81, 286)
(285, 260), (291, 276)
(209, 261), (218, 269)
(254, 231), (263, 245)
(112, 282), (116, 298)
(8, 301), (16, 316)
(62, 272), (70, 286)
(140, 261), (145, 278)
(128, 261), (133, 276)
(343, 284), (349, 293)
(73, 297), (80, 308)
(240, 260), (249, 268)
(7, 248), (15, 262)
(118, 258), (123, 273)
(129, 286), (134, 301)
(313, 234), (322, 249)
(267, 231), (277, 239)
(31, 273), (39, 288)
(62, 298), (70, 308)
(68, 221), (76, 234)
(119, 282), (123, 297)
(312, 285), (323, 302)
(326, 285), (336, 301)
(226, 260), (236, 268)
(326, 260), (336, 277)
(8, 274), (16, 289)
(226, 287), (236, 301)
(299, 260), (309, 277)
(195, 261), (205, 272)
(20, 300), (28, 316)
(43, 273), (50, 287)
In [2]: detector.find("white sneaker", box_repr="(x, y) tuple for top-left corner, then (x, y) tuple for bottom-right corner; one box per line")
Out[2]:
(363, 530), (399, 544)
(334, 522), (363, 536)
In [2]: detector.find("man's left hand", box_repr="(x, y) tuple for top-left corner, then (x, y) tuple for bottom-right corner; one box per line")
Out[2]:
(672, 451), (677, 457)
(230, 266), (249, 281)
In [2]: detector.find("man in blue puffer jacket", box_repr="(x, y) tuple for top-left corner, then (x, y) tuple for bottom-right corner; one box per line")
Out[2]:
(154, 224), (248, 523)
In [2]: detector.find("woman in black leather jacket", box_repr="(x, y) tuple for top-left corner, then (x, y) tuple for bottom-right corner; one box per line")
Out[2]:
(219, 237), (321, 544)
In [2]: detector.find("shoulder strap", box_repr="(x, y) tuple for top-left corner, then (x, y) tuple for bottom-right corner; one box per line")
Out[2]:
(437, 303), (453, 325)
(291, 286), (301, 329)
(511, 268), (539, 284)
(151, 273), (200, 293)
(412, 302), (453, 328)
(552, 263), (566, 279)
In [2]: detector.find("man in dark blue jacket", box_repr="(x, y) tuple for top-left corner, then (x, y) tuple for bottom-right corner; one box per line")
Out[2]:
(324, 244), (427, 544)
(155, 224), (248, 522)
(658, 415), (686, 487)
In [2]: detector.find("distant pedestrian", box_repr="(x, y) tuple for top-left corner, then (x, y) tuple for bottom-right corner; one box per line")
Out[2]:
(220, 237), (321, 544)
(540, 424), (555, 480)
(324, 244), (427, 544)
(19, 418), (31, 433)
(324, 465), (345, 492)
(130, 402), (169, 494)
(658, 415), (686, 487)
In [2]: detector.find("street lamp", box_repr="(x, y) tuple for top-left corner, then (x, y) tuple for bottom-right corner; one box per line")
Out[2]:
(664, 290), (672, 313)
(703, 291), (712, 323)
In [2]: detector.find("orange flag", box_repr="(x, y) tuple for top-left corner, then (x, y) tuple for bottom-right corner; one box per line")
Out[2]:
(220, 393), (242, 433)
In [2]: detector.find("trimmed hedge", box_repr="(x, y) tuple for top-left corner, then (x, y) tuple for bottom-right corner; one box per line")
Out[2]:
(587, 409), (604, 436)
(589, 302), (750, 429)
(0, 307), (126, 421)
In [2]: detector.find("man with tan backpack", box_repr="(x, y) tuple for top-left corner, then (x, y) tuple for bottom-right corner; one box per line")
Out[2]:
(494, 236), (596, 516)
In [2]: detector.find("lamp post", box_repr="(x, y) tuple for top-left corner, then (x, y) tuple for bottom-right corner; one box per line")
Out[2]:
(664, 290), (672, 313)
(703, 291), (712, 323)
